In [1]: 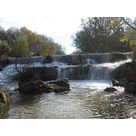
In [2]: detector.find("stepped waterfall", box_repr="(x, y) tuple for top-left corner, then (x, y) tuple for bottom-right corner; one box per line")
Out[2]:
(1, 52), (135, 119)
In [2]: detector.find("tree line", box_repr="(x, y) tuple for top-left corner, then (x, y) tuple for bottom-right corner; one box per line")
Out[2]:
(0, 26), (64, 58)
(73, 17), (136, 54)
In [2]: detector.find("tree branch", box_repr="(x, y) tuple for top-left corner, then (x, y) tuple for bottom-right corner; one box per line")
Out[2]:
(121, 17), (136, 31)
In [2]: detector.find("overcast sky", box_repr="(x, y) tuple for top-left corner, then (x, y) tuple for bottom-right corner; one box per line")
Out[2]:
(0, 0), (136, 54)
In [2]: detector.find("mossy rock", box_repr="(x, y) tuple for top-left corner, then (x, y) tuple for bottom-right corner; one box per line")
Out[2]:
(0, 87), (10, 111)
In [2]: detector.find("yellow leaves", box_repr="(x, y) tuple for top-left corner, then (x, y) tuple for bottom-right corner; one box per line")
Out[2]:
(129, 40), (136, 45)
(119, 37), (128, 42)
(120, 37), (136, 45)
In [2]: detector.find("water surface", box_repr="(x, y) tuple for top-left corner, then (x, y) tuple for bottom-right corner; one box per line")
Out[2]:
(1, 80), (136, 119)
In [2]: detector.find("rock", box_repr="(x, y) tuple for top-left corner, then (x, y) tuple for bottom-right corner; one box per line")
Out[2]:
(112, 61), (136, 83)
(104, 87), (117, 93)
(19, 79), (70, 95)
(112, 61), (136, 94)
(125, 81), (136, 94)
(19, 80), (51, 94)
(112, 79), (119, 86)
(46, 79), (70, 93)
(47, 79), (69, 88)
(43, 55), (53, 63)
(0, 87), (10, 110)
(16, 66), (58, 85)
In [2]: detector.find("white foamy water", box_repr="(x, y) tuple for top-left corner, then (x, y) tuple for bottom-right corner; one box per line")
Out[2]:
(89, 59), (132, 80)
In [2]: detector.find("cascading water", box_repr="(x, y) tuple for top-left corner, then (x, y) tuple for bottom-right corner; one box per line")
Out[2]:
(1, 53), (135, 119)
(56, 59), (132, 80)
(88, 59), (132, 80)
(86, 58), (96, 65)
(0, 54), (132, 86)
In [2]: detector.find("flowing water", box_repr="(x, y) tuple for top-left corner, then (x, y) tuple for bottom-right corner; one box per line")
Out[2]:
(1, 53), (136, 119)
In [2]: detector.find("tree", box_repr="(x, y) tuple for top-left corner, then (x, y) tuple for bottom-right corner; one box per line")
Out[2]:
(20, 27), (65, 56)
(0, 40), (11, 58)
(73, 17), (131, 53)
(11, 36), (29, 57)
(0, 26), (65, 57)
(120, 17), (136, 60)
(0, 27), (6, 41)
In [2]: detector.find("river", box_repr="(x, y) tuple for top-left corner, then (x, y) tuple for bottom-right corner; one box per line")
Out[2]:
(1, 53), (136, 119)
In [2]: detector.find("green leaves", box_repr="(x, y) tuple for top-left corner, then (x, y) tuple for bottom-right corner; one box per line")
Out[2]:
(74, 17), (130, 53)
(11, 36), (29, 57)
(0, 26), (64, 57)
(0, 40), (11, 58)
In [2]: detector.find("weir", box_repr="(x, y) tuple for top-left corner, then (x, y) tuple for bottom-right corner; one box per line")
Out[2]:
(0, 52), (132, 85)
(0, 52), (133, 119)
(43, 52), (132, 65)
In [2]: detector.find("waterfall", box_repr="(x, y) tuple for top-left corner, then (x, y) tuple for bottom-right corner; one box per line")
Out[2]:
(0, 53), (132, 89)
(89, 59), (132, 80)
(56, 59), (132, 80)
(86, 58), (96, 64)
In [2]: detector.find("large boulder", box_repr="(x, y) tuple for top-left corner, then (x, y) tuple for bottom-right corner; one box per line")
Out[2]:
(19, 80), (51, 94)
(19, 79), (70, 94)
(0, 87), (10, 110)
(16, 66), (58, 85)
(112, 61), (136, 94)
(112, 61), (136, 83)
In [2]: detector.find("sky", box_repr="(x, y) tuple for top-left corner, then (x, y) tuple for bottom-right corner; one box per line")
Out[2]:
(0, 0), (136, 54)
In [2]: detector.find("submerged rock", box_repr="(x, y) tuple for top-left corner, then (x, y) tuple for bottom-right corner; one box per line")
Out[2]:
(104, 87), (117, 93)
(19, 79), (70, 95)
(0, 87), (10, 111)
